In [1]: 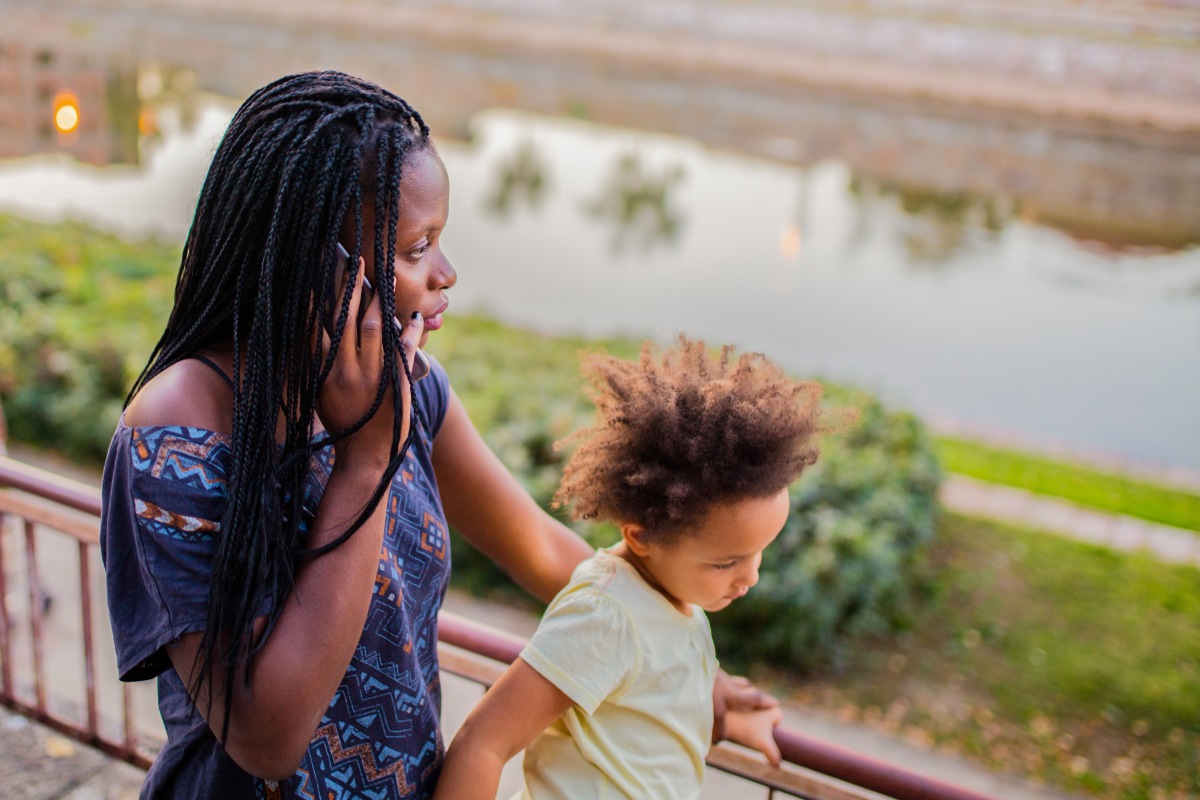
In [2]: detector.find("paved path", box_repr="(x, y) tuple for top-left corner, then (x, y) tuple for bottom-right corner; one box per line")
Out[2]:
(941, 474), (1200, 567)
(0, 705), (144, 800)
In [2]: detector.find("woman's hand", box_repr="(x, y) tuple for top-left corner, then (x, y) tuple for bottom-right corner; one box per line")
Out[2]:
(317, 258), (424, 470)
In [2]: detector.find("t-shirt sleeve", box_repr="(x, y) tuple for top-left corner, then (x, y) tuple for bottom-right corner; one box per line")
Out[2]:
(100, 426), (234, 682)
(415, 353), (451, 440)
(519, 591), (638, 715)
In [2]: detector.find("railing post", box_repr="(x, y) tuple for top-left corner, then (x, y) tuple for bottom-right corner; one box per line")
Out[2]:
(79, 540), (98, 739)
(24, 518), (46, 716)
(0, 512), (12, 702)
(123, 682), (136, 752)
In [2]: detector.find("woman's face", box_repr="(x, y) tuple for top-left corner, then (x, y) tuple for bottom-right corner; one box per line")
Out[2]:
(348, 146), (456, 351)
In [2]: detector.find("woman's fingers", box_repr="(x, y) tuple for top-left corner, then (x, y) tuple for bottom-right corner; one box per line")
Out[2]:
(341, 257), (366, 352)
(357, 273), (384, 370)
(399, 312), (425, 375)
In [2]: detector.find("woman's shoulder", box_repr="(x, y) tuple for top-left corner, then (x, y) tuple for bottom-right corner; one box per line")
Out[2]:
(124, 357), (234, 435)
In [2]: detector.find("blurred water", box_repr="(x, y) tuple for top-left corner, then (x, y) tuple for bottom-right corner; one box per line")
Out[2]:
(1, 100), (1197, 469)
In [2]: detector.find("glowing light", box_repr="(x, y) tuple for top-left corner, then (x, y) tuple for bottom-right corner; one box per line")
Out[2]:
(53, 92), (80, 134)
(779, 222), (801, 260)
(138, 107), (157, 136)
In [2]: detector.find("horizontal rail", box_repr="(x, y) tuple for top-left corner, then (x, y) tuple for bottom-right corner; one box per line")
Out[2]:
(2, 456), (999, 800)
(0, 458), (102, 518)
(437, 614), (998, 800)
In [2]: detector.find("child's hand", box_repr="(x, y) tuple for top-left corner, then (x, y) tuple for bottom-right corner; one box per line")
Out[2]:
(712, 671), (779, 743)
(723, 707), (784, 768)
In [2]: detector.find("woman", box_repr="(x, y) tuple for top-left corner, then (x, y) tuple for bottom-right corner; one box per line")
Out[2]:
(101, 71), (774, 799)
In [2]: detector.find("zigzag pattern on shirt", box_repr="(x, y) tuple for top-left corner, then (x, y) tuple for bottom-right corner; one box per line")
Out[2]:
(308, 723), (414, 798)
(327, 675), (422, 742)
(285, 430), (449, 799)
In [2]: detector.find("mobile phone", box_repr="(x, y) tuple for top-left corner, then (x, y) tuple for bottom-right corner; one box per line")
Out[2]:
(334, 243), (430, 383)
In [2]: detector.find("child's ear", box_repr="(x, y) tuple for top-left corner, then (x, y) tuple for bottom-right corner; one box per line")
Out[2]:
(620, 522), (653, 557)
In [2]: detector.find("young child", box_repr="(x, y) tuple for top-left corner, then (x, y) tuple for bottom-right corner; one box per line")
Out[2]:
(434, 338), (832, 800)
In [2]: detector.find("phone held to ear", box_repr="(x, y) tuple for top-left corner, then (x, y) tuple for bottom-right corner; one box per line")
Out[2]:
(332, 243), (431, 384)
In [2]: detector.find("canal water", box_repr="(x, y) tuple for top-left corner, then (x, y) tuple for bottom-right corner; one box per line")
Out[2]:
(1, 13), (1198, 470)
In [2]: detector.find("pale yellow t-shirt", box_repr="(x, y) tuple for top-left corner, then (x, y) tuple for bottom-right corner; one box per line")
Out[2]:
(516, 547), (719, 800)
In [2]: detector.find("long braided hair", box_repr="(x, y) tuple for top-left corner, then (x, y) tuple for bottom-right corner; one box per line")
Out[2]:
(127, 71), (431, 728)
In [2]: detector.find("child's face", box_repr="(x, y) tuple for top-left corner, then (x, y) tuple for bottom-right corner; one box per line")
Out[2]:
(621, 489), (790, 613)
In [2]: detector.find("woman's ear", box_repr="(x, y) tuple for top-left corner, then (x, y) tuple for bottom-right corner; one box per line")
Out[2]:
(620, 522), (653, 557)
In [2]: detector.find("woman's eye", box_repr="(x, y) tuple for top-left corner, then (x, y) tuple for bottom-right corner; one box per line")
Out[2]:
(407, 241), (430, 258)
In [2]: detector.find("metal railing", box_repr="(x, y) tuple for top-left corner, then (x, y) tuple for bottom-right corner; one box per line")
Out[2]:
(0, 454), (998, 800)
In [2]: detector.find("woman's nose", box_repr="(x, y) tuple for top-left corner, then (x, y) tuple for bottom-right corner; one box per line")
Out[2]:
(430, 250), (456, 291)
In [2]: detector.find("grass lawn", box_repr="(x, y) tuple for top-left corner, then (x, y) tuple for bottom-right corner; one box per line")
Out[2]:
(936, 437), (1200, 532)
(767, 513), (1200, 799)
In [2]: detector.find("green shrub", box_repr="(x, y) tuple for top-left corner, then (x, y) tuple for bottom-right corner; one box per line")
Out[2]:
(0, 215), (179, 462)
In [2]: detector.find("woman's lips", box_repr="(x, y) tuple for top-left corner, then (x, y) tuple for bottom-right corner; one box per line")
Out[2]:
(420, 302), (448, 332)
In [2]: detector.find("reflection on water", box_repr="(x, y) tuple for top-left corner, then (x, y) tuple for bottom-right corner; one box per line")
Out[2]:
(443, 111), (1200, 470)
(854, 180), (1019, 266)
(583, 153), (687, 253)
(484, 138), (549, 219)
(0, 89), (1198, 469)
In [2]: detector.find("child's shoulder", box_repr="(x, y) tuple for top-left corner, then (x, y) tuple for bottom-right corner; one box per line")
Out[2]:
(562, 549), (686, 625)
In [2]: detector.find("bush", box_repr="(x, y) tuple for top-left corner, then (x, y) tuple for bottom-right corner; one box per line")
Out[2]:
(0, 215), (179, 462)
(1, 215), (943, 669)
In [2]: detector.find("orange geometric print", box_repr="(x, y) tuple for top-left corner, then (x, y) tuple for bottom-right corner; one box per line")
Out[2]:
(134, 498), (219, 535)
(310, 723), (412, 794)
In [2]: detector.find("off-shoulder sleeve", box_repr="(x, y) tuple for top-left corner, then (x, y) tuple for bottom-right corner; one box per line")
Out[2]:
(519, 590), (640, 715)
(100, 425), (235, 681)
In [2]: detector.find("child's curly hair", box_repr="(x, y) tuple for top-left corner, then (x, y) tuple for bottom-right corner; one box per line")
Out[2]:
(553, 337), (841, 538)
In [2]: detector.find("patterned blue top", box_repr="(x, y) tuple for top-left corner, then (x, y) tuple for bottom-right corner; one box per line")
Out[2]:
(100, 357), (453, 800)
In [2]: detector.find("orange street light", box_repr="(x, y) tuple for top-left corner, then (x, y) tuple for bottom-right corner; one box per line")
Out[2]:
(53, 92), (80, 134)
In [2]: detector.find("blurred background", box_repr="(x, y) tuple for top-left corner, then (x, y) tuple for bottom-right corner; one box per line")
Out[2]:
(0, 1), (1198, 799)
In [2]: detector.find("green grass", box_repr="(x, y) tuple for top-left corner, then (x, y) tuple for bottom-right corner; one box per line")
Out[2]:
(936, 516), (1200, 732)
(936, 436), (1200, 532)
(784, 513), (1200, 798)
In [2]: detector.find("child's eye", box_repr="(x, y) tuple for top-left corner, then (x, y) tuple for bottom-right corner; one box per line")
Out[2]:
(712, 561), (738, 570)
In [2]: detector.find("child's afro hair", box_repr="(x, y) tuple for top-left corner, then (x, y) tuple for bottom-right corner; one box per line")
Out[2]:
(553, 337), (844, 538)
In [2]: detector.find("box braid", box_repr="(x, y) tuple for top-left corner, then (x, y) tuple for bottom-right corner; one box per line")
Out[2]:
(126, 71), (431, 733)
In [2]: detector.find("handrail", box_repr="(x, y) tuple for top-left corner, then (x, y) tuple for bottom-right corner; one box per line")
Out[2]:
(0, 458), (102, 517)
(1, 455), (999, 800)
(436, 614), (997, 800)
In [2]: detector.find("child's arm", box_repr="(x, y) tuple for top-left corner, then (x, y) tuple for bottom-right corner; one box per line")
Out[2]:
(723, 706), (785, 767)
(434, 658), (574, 800)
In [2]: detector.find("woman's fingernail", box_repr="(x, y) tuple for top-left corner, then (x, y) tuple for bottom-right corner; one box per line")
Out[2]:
(411, 311), (422, 322)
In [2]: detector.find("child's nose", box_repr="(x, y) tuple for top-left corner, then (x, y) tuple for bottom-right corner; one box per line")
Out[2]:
(740, 558), (761, 589)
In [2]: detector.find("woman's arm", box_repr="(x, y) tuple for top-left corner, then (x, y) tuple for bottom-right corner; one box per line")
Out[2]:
(164, 460), (392, 779)
(431, 391), (593, 603)
(434, 659), (574, 800)
(136, 268), (417, 779)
